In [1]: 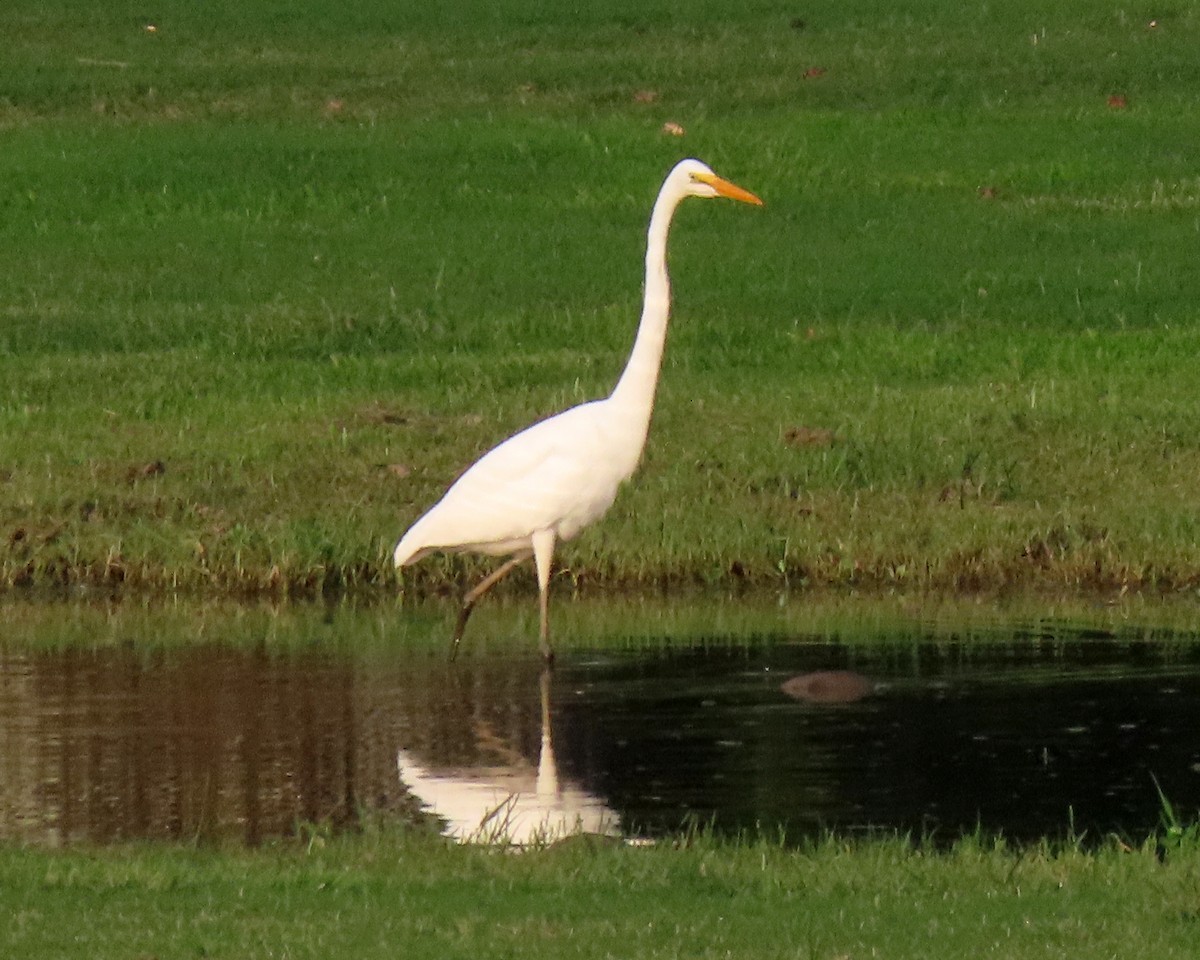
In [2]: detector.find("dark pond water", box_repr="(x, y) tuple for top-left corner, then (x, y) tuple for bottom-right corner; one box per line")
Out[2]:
(2, 614), (1199, 846)
(563, 639), (1200, 844)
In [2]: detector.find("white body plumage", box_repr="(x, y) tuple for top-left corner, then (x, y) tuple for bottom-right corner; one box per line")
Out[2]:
(393, 398), (638, 565)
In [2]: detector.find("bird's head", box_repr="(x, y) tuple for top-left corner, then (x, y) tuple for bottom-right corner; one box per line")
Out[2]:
(675, 158), (764, 206)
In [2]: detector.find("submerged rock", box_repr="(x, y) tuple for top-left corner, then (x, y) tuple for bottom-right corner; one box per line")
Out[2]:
(781, 670), (874, 704)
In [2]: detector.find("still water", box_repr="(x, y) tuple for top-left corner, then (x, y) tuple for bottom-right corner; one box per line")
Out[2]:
(1, 603), (1199, 846)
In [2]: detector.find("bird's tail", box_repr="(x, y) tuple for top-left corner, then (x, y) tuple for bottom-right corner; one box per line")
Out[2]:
(393, 534), (423, 568)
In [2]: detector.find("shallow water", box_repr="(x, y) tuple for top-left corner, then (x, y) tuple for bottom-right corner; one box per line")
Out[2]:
(562, 639), (1200, 843)
(1, 604), (1199, 846)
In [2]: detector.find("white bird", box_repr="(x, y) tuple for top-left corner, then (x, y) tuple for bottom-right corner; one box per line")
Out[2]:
(394, 158), (763, 660)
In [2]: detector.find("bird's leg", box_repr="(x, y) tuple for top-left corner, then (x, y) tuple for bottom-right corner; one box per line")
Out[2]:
(450, 555), (526, 660)
(538, 585), (552, 664)
(532, 529), (557, 664)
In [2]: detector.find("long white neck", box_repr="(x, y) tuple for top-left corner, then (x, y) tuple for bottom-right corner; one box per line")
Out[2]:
(608, 175), (686, 446)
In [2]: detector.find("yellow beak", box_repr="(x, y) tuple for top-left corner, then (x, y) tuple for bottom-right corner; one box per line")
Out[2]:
(695, 172), (764, 206)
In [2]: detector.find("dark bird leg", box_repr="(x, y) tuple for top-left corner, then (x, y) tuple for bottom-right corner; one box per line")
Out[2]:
(450, 555), (527, 660)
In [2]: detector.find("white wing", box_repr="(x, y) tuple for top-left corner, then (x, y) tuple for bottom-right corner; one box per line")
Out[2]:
(394, 398), (637, 564)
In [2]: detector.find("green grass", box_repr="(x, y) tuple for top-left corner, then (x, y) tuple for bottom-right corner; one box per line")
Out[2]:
(7, 8), (1200, 948)
(2, 827), (1199, 960)
(4, 0), (1200, 598)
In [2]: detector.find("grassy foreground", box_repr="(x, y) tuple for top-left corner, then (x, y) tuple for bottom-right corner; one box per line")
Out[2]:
(4, 0), (1200, 598)
(3, 828), (1199, 960)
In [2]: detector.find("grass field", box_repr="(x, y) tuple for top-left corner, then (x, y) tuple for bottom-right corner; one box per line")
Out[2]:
(6, 4), (1200, 947)
(7, 7), (1200, 950)
(4, 0), (1200, 602)
(3, 827), (1199, 960)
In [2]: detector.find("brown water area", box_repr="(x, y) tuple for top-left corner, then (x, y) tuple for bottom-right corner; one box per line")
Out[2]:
(0, 643), (549, 845)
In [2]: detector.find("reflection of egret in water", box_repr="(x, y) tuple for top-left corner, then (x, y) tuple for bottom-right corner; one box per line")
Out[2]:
(397, 669), (620, 844)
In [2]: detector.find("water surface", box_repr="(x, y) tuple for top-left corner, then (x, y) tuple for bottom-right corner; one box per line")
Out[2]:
(559, 639), (1200, 843)
(2, 603), (1199, 846)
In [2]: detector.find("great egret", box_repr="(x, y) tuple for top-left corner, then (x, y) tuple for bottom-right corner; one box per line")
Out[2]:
(394, 158), (763, 660)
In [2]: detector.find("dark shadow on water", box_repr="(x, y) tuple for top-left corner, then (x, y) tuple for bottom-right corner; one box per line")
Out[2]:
(558, 639), (1200, 845)
(2, 628), (1199, 846)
